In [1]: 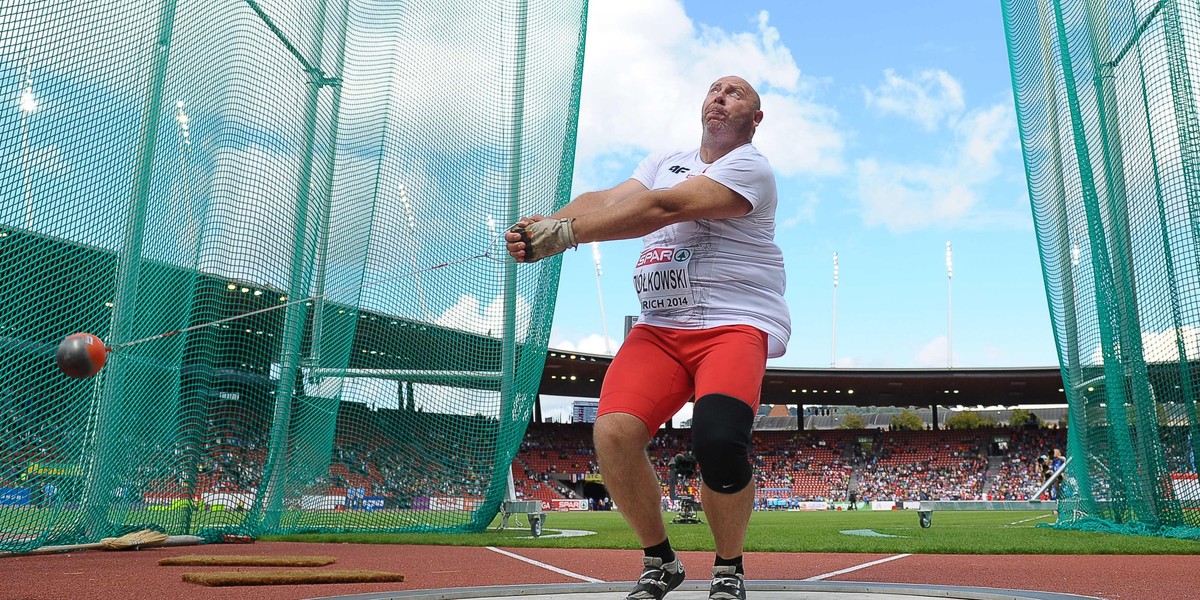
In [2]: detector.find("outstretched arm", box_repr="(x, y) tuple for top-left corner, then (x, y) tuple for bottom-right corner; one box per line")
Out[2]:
(550, 178), (649, 220)
(570, 175), (751, 243)
(503, 179), (646, 262)
(503, 178), (647, 248)
(505, 175), (751, 262)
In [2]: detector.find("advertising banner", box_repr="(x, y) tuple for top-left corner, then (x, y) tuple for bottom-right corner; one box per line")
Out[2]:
(793, 501), (829, 511)
(550, 498), (589, 511)
(200, 492), (253, 510)
(0, 488), (29, 506)
(428, 497), (484, 511)
(1172, 474), (1200, 502)
(300, 495), (343, 510)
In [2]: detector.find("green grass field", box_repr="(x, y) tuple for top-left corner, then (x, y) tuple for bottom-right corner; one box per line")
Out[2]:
(6, 507), (1199, 555)
(272, 509), (1200, 555)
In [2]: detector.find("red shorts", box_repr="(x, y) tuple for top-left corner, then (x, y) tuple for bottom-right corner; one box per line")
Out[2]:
(598, 324), (768, 435)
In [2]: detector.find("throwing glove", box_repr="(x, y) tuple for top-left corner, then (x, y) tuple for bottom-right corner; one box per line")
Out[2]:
(511, 218), (577, 263)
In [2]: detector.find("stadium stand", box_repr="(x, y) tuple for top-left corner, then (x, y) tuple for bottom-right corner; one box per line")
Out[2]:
(511, 421), (1068, 508)
(19, 409), (1064, 511)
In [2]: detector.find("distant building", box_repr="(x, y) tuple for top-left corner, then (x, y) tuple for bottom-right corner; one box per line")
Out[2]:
(572, 400), (600, 424)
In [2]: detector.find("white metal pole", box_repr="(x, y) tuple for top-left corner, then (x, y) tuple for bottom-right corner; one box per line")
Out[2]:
(593, 242), (612, 354)
(403, 186), (428, 319)
(832, 252), (838, 367)
(19, 66), (35, 230)
(946, 241), (953, 369)
(174, 101), (197, 247)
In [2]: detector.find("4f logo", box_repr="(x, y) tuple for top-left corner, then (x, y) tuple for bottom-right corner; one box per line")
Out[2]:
(668, 165), (690, 174)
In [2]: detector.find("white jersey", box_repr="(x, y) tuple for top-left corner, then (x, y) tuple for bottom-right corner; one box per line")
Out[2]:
(629, 143), (791, 358)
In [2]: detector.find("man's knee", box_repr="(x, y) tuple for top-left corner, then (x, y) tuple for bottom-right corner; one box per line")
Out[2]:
(594, 413), (651, 454)
(691, 393), (754, 494)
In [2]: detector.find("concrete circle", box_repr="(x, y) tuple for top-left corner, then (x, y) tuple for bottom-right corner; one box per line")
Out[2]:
(310, 580), (1102, 600)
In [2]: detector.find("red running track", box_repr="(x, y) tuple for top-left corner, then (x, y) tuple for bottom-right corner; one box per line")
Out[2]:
(1, 542), (1197, 600)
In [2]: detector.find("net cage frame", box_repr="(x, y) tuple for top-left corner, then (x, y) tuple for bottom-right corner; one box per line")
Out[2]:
(1003, 0), (1200, 537)
(0, 0), (588, 552)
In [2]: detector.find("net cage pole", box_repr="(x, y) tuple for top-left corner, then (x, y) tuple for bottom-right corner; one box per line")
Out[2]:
(1157, 0), (1200, 491)
(1020, 0), (1094, 510)
(487, 0), (531, 531)
(1087, 0), (1175, 524)
(1127, 0), (1200, 522)
(1048, 0), (1154, 523)
(83, 0), (184, 541)
(281, 1), (355, 536)
(305, 14), (351, 388)
(253, 0), (345, 533)
(285, 0), (352, 535)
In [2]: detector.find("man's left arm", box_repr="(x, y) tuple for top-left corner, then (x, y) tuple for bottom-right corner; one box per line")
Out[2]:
(569, 176), (751, 244)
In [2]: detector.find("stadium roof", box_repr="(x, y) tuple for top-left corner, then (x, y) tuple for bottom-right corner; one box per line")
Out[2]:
(541, 349), (1067, 408)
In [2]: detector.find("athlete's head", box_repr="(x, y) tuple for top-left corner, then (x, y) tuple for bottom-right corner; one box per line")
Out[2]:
(701, 76), (763, 144)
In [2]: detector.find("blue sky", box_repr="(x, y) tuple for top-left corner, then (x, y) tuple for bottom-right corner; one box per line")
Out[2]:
(547, 0), (1057, 383)
(0, 0), (1058, 423)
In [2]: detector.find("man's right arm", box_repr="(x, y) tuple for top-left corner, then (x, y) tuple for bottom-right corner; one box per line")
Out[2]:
(504, 178), (649, 262)
(550, 178), (649, 220)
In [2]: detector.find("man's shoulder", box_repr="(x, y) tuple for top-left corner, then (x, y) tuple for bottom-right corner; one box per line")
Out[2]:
(730, 143), (772, 164)
(651, 148), (702, 163)
(637, 148), (701, 173)
(708, 144), (773, 174)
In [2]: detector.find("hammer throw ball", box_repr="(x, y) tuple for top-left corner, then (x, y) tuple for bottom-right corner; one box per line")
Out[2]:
(56, 332), (109, 379)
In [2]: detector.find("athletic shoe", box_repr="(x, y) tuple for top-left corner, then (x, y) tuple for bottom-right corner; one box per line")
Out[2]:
(708, 565), (746, 600)
(625, 555), (685, 600)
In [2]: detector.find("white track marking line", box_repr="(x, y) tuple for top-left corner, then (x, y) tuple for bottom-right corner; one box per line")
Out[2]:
(1008, 513), (1054, 526)
(485, 546), (604, 583)
(803, 553), (912, 581)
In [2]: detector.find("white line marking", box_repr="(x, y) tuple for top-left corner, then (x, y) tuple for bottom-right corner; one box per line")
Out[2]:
(1008, 513), (1054, 526)
(515, 529), (598, 539)
(803, 553), (912, 581)
(485, 546), (604, 583)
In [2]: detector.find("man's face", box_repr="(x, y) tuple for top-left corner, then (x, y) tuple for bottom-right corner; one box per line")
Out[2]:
(701, 76), (762, 138)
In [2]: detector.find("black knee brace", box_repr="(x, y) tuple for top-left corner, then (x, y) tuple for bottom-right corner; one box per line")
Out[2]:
(691, 393), (754, 494)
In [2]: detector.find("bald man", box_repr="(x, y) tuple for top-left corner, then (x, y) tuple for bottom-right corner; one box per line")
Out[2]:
(507, 76), (790, 600)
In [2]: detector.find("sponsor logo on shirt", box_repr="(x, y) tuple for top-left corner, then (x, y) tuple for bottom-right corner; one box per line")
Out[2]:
(636, 248), (692, 268)
(634, 247), (694, 310)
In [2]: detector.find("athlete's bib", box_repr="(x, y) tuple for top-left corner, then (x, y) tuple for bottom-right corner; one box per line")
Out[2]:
(633, 246), (694, 311)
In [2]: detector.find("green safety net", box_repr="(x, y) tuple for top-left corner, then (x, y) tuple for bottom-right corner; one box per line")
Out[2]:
(0, 0), (586, 552)
(1003, 0), (1200, 537)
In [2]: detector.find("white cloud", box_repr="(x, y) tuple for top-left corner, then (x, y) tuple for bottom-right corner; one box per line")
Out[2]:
(855, 102), (1020, 231)
(955, 103), (1015, 174)
(538, 393), (688, 427)
(856, 158), (976, 230)
(754, 92), (845, 177)
(780, 192), (819, 228)
(552, 333), (620, 356)
(833, 356), (862, 368)
(864, 69), (965, 131)
(537, 394), (577, 423)
(670, 403), (694, 428)
(1089, 326), (1200, 365)
(576, 1), (844, 178)
(982, 347), (1007, 364)
(434, 293), (533, 341)
(203, 145), (305, 287)
(915, 335), (954, 368)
